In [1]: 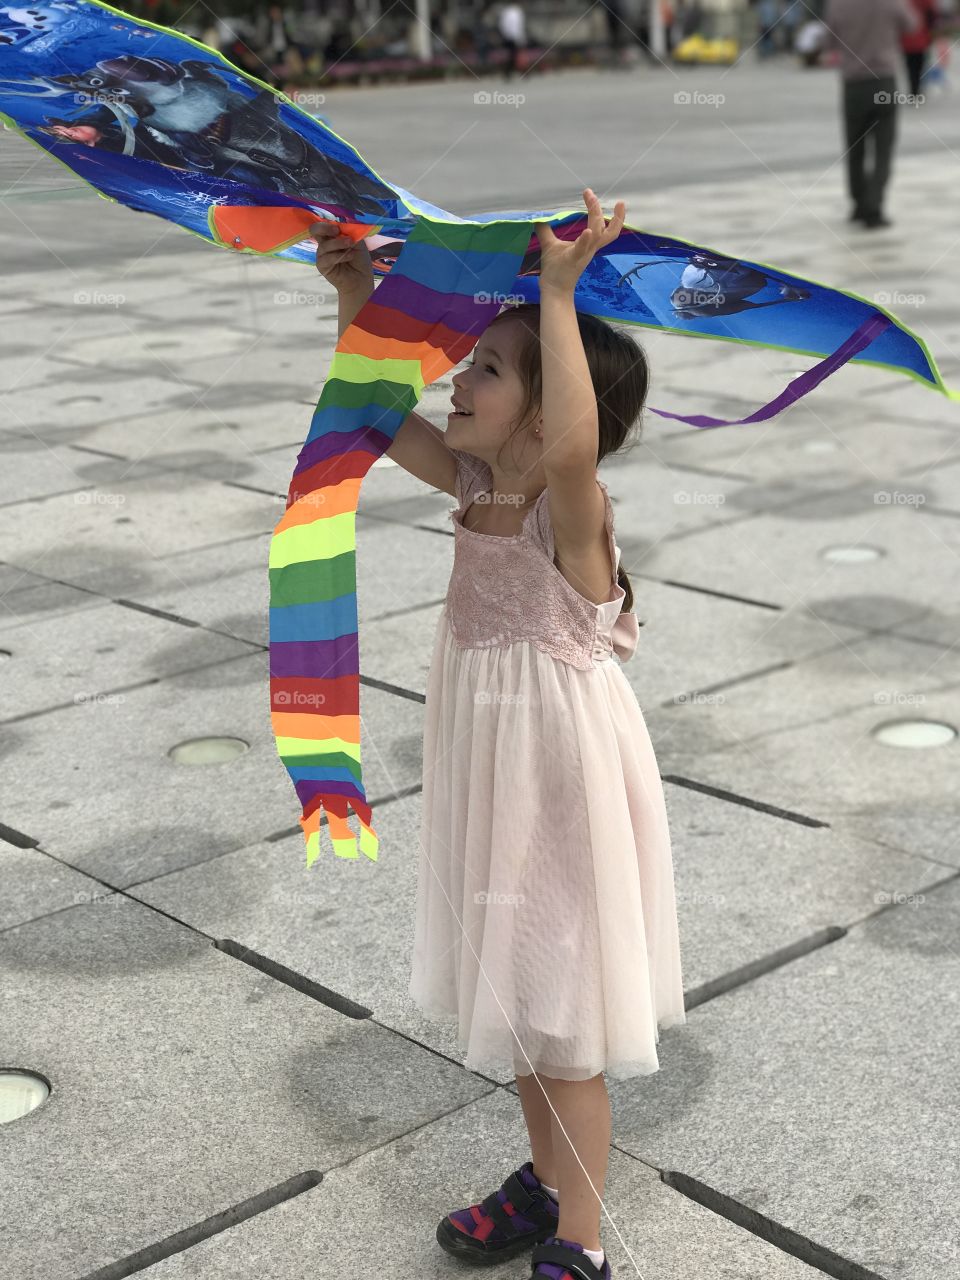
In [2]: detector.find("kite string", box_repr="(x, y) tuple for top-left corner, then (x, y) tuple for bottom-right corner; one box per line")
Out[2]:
(355, 719), (650, 1279)
(424, 834), (649, 1278)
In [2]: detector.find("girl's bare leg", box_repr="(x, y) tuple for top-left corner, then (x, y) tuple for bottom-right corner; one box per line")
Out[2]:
(540, 1071), (611, 1250)
(514, 1070), (557, 1186)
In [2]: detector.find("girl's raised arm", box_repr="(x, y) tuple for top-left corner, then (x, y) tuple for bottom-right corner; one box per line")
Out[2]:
(533, 190), (626, 554)
(311, 223), (456, 496)
(385, 411), (458, 495)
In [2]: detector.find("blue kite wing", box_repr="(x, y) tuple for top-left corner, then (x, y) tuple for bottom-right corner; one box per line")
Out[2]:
(505, 225), (946, 390)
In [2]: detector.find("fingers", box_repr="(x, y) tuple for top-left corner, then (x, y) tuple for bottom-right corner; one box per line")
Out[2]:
(583, 190), (625, 245)
(537, 190), (624, 273)
(584, 187), (602, 232)
(312, 220), (355, 259)
(309, 221), (347, 245)
(314, 233), (358, 277)
(604, 200), (626, 243)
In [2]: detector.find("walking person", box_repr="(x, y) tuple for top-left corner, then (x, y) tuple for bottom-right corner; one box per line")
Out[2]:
(498, 0), (527, 81)
(472, 2), (495, 72)
(822, 0), (922, 228)
(779, 0), (804, 53)
(756, 0), (781, 58)
(901, 0), (938, 99)
(662, 0), (677, 54)
(600, 0), (631, 68)
(262, 3), (294, 87)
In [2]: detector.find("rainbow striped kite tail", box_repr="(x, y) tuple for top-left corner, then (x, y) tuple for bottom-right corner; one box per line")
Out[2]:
(301, 793), (379, 868)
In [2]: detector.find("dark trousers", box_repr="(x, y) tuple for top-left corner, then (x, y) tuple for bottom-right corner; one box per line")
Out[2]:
(843, 75), (897, 219)
(903, 49), (928, 100)
(502, 37), (523, 79)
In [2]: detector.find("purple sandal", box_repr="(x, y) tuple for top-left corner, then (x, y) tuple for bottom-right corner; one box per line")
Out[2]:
(530, 1235), (611, 1280)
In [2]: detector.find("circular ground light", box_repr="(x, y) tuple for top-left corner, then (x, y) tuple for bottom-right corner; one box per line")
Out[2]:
(820, 544), (885, 564)
(872, 719), (957, 749)
(0, 1071), (49, 1124)
(168, 736), (249, 765)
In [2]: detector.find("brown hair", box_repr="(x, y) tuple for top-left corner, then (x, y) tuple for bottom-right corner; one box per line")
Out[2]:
(486, 302), (648, 614)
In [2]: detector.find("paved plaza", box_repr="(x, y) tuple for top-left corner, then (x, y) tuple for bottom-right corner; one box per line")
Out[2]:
(1, 60), (959, 1280)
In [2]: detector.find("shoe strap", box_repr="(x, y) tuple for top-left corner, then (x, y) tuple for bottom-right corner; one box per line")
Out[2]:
(478, 1191), (519, 1233)
(532, 1240), (604, 1280)
(501, 1169), (537, 1212)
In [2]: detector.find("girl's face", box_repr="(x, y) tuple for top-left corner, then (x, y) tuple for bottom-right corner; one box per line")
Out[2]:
(447, 318), (541, 470)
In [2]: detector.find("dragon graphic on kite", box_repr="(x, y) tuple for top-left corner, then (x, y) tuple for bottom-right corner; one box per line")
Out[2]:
(7, 52), (398, 213)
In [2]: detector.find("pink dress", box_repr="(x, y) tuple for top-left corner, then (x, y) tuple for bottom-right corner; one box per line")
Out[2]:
(408, 449), (686, 1082)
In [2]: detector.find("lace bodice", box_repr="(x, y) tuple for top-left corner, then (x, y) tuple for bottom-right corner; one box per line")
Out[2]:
(444, 449), (640, 671)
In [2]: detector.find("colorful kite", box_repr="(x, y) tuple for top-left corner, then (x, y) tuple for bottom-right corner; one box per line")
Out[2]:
(2, 1), (956, 866)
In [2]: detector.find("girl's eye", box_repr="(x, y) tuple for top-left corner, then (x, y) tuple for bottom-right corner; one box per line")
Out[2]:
(468, 360), (496, 374)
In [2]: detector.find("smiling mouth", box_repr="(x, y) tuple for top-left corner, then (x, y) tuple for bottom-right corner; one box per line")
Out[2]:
(449, 408), (473, 416)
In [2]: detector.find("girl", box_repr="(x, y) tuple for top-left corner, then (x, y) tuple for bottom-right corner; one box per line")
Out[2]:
(311, 191), (686, 1280)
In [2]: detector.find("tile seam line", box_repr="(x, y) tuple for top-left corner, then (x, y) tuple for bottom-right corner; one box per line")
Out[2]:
(74, 1171), (323, 1280)
(214, 938), (372, 1018)
(300, 1081), (503, 1186)
(659, 1168), (891, 1280)
(683, 872), (960, 1014)
(660, 658), (796, 706)
(0, 647), (266, 727)
(684, 926), (847, 1013)
(635, 572), (782, 611)
(0, 782), (426, 925)
(666, 663), (960, 763)
(125, 783), (424, 886)
(662, 775), (829, 827)
(653, 623), (948, 717)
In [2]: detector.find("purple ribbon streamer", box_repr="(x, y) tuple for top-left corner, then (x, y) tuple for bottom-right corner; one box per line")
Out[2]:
(647, 313), (893, 429)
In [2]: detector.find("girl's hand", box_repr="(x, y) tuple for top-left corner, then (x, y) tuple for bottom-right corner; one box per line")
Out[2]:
(534, 189), (626, 296)
(309, 221), (375, 298)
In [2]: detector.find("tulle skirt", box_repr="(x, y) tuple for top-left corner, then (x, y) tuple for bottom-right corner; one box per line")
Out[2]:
(408, 611), (686, 1082)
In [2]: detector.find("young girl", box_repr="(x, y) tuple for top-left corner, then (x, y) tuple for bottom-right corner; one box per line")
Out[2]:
(311, 191), (686, 1280)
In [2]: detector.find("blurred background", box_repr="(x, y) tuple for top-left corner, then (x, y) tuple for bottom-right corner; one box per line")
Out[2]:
(120, 0), (956, 90)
